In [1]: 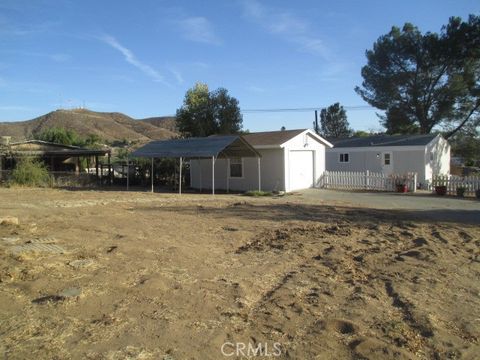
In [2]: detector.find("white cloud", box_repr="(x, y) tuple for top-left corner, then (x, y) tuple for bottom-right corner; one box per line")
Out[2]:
(0, 19), (60, 36)
(167, 66), (184, 84)
(177, 17), (221, 45)
(99, 34), (168, 84)
(0, 105), (33, 111)
(246, 85), (266, 93)
(50, 53), (70, 62)
(1, 50), (71, 62)
(241, 0), (330, 59)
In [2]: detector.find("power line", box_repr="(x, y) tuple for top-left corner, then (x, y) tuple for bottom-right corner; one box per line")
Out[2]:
(241, 105), (374, 113)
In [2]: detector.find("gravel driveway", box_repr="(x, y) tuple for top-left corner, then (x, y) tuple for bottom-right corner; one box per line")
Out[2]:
(299, 189), (480, 224)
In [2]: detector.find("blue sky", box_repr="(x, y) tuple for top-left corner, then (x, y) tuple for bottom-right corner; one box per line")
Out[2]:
(0, 0), (478, 132)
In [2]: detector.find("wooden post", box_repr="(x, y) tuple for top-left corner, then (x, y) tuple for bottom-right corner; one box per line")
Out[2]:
(179, 157), (183, 195)
(212, 156), (215, 195)
(199, 158), (202, 193)
(151, 157), (154, 193)
(126, 156), (129, 191)
(257, 157), (261, 191)
(108, 152), (112, 185)
(95, 155), (99, 182)
(226, 158), (230, 193)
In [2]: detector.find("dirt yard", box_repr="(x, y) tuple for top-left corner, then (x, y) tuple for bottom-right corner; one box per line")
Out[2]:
(0, 188), (479, 359)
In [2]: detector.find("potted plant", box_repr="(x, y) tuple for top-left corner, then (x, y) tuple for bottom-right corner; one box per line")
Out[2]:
(435, 186), (447, 195)
(396, 181), (408, 193)
(456, 186), (466, 198)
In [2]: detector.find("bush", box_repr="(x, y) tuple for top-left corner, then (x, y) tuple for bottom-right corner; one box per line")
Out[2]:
(10, 158), (51, 187)
(244, 190), (272, 197)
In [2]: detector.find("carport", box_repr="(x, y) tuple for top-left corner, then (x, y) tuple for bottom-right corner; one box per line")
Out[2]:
(129, 135), (261, 194)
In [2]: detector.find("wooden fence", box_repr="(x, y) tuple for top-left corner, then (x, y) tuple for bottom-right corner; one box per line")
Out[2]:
(318, 170), (417, 192)
(432, 175), (480, 196)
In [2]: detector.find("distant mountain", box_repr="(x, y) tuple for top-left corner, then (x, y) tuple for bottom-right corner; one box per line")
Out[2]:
(0, 109), (178, 143)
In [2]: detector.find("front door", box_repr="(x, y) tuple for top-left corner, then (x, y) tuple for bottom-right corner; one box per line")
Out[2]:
(382, 152), (393, 175)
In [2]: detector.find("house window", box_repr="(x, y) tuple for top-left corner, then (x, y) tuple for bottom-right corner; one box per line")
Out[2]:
(384, 153), (391, 165)
(229, 157), (243, 178)
(339, 153), (349, 163)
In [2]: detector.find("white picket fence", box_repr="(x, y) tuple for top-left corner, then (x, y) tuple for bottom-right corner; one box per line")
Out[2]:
(432, 175), (480, 196)
(318, 170), (417, 192)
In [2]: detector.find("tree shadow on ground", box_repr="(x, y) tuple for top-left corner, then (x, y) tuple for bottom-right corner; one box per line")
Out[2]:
(135, 202), (480, 226)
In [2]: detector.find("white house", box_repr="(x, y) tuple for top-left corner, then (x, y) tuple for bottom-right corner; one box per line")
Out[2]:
(190, 129), (333, 192)
(326, 134), (450, 186)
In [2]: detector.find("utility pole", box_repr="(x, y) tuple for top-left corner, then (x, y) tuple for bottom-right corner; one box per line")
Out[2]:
(313, 110), (320, 134)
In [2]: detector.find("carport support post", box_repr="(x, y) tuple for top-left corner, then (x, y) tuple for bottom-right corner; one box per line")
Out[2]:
(257, 157), (261, 191)
(226, 159), (229, 193)
(151, 157), (154, 193)
(179, 157), (182, 195)
(212, 156), (215, 195)
(126, 155), (129, 191)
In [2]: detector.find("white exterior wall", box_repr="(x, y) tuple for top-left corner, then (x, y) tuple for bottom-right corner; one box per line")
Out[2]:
(189, 130), (330, 192)
(326, 147), (427, 182)
(282, 132), (326, 191)
(189, 148), (284, 192)
(425, 136), (450, 181)
(326, 136), (451, 185)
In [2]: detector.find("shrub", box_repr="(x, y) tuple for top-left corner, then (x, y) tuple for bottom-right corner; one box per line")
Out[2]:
(244, 190), (272, 197)
(10, 158), (51, 187)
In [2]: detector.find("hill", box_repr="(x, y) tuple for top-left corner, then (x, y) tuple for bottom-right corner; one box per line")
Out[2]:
(138, 116), (177, 133)
(0, 109), (178, 143)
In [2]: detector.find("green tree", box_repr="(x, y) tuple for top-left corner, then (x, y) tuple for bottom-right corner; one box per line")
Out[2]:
(34, 127), (102, 148)
(317, 103), (352, 138)
(355, 15), (480, 137)
(35, 127), (79, 145)
(448, 120), (480, 166)
(176, 82), (243, 137)
(10, 157), (51, 187)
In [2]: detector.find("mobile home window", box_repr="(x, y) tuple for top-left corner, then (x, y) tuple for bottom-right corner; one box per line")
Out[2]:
(229, 158), (243, 178)
(339, 153), (349, 163)
(384, 153), (391, 165)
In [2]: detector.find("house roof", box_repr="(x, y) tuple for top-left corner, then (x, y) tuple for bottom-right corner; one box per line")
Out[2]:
(131, 135), (260, 159)
(242, 129), (305, 146)
(2, 139), (110, 157)
(329, 134), (439, 148)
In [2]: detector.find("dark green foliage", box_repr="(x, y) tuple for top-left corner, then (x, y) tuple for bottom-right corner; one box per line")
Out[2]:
(449, 122), (480, 166)
(10, 157), (51, 187)
(35, 127), (103, 148)
(35, 127), (79, 145)
(318, 103), (352, 138)
(176, 83), (243, 137)
(355, 15), (480, 136)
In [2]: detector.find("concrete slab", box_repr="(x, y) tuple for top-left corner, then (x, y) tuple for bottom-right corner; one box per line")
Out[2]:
(10, 243), (65, 255)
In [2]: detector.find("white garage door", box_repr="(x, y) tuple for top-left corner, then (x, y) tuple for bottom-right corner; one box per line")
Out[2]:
(289, 150), (314, 191)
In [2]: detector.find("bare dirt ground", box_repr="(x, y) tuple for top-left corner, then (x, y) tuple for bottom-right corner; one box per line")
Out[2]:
(0, 188), (479, 359)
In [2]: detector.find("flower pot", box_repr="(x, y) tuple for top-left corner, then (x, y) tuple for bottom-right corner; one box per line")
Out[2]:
(435, 185), (447, 196)
(396, 184), (408, 193)
(456, 187), (466, 198)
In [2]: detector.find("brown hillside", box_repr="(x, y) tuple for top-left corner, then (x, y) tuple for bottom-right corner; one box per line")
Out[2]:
(139, 116), (177, 133)
(0, 109), (178, 142)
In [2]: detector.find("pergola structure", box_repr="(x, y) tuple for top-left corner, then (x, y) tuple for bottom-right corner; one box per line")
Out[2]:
(130, 135), (261, 194)
(0, 139), (111, 182)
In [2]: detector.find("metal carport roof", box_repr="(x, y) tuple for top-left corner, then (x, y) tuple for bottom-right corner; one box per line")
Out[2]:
(131, 135), (260, 158)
